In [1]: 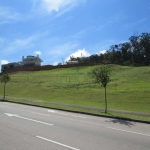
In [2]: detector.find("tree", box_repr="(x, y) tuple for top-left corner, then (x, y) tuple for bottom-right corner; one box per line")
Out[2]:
(129, 34), (145, 65)
(120, 42), (131, 63)
(90, 65), (111, 113)
(57, 62), (62, 65)
(140, 33), (150, 65)
(1, 73), (11, 100)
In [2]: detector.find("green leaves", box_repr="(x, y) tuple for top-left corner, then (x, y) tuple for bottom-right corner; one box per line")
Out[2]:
(91, 65), (111, 88)
(0, 73), (11, 100)
(1, 73), (11, 84)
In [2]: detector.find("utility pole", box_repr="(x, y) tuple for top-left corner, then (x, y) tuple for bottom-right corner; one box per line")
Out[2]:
(62, 58), (64, 65)
(131, 47), (134, 66)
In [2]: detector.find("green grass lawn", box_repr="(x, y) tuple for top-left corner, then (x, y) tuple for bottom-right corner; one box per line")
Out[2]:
(0, 65), (150, 121)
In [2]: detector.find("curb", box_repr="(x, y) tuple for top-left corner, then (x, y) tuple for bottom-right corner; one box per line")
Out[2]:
(1, 100), (150, 125)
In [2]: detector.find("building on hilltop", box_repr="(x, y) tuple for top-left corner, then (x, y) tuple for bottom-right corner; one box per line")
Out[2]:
(1, 55), (43, 72)
(66, 60), (79, 65)
(20, 55), (43, 66)
(2, 62), (21, 73)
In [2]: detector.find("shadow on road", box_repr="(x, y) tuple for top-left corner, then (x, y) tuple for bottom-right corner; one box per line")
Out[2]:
(106, 119), (136, 127)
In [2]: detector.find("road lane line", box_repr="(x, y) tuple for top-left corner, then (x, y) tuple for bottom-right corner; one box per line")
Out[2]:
(30, 112), (50, 117)
(0, 104), (86, 119)
(48, 109), (86, 118)
(18, 116), (54, 126)
(36, 136), (80, 150)
(48, 110), (69, 115)
(72, 115), (86, 119)
(107, 127), (150, 137)
(47, 110), (55, 113)
(5, 113), (53, 126)
(57, 112), (69, 115)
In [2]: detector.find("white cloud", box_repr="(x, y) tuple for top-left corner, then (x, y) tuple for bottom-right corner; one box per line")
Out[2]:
(53, 61), (59, 66)
(42, 0), (72, 12)
(34, 51), (42, 55)
(48, 42), (78, 55)
(34, 0), (86, 15)
(55, 3), (75, 17)
(66, 48), (90, 61)
(0, 6), (21, 24)
(3, 38), (33, 54)
(1, 35), (39, 55)
(1, 60), (9, 65)
(97, 50), (107, 55)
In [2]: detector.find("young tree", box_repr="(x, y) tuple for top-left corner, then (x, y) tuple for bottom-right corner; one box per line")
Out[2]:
(1, 73), (11, 100)
(90, 65), (111, 113)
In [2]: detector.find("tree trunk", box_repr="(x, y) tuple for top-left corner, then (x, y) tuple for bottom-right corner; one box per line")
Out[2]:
(3, 83), (6, 100)
(104, 87), (107, 113)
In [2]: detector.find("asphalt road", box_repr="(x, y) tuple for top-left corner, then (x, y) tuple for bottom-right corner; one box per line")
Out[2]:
(0, 102), (150, 150)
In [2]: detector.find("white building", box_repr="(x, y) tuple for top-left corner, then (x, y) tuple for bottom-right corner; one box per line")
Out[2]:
(20, 55), (43, 66)
(1, 55), (43, 72)
(66, 60), (79, 65)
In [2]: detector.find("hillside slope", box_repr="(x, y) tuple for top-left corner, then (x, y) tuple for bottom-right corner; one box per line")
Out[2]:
(0, 65), (150, 115)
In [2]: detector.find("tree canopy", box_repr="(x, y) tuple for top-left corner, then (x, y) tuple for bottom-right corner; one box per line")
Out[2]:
(1, 73), (11, 84)
(1, 73), (11, 100)
(68, 32), (150, 66)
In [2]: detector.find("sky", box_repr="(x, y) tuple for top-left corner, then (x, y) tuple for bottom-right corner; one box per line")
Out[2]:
(0, 0), (150, 68)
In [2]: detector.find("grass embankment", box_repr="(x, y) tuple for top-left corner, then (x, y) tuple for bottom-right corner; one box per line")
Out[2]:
(0, 65), (150, 121)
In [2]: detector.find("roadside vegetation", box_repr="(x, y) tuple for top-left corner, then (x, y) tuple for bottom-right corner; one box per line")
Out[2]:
(90, 65), (111, 113)
(0, 65), (150, 121)
(0, 73), (11, 100)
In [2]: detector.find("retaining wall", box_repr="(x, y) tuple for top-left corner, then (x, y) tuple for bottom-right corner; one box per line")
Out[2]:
(4, 63), (100, 74)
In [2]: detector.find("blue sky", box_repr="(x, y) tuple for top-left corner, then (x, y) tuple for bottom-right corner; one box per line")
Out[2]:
(0, 0), (150, 68)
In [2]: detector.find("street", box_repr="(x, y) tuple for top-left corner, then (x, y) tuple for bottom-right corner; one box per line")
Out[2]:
(0, 102), (150, 150)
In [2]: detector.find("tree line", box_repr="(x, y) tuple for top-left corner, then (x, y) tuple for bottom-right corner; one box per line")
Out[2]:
(69, 32), (150, 66)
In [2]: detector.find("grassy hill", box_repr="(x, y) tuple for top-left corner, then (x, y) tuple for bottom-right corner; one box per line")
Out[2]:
(0, 65), (150, 121)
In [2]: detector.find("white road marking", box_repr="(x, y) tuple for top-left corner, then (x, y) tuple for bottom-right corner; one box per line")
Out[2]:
(5, 113), (18, 117)
(48, 109), (86, 118)
(47, 110), (55, 113)
(36, 136), (80, 150)
(5, 113), (53, 126)
(3, 109), (150, 138)
(1, 104), (86, 119)
(0, 104), (86, 118)
(30, 112), (50, 117)
(48, 110), (69, 115)
(57, 112), (69, 115)
(107, 126), (150, 137)
(72, 115), (86, 119)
